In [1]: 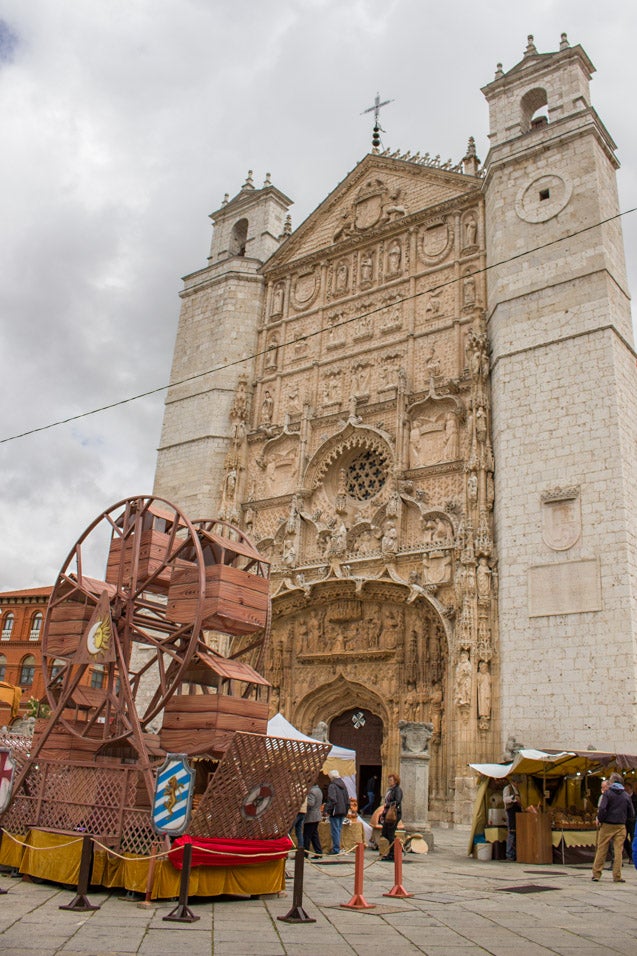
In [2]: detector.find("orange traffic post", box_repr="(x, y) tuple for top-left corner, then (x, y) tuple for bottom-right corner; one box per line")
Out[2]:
(340, 842), (376, 910)
(383, 837), (414, 899)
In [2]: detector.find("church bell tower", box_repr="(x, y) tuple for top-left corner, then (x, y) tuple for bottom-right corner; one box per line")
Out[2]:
(153, 172), (292, 518)
(482, 35), (637, 750)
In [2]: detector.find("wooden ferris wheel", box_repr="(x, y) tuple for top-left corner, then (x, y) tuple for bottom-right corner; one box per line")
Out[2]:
(37, 497), (271, 765)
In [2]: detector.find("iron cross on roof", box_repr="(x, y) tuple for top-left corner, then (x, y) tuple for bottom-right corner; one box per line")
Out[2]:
(362, 92), (394, 150)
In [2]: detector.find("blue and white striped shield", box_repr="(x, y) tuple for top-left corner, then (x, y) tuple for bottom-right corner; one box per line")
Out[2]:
(152, 754), (195, 835)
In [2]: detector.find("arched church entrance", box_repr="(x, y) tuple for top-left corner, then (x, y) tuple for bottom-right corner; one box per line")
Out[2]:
(329, 708), (383, 811)
(267, 578), (452, 813)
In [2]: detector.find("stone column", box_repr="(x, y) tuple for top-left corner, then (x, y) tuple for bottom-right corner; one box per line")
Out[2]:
(398, 720), (434, 849)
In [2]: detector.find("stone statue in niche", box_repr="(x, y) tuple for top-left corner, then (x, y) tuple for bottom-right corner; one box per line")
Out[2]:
(428, 683), (443, 737)
(260, 390), (274, 425)
(359, 251), (373, 285)
(467, 472), (478, 502)
(327, 519), (348, 556)
(381, 520), (398, 554)
(282, 542), (296, 567)
(383, 606), (402, 649)
(323, 371), (342, 405)
(477, 660), (491, 722)
(352, 362), (371, 396)
(464, 215), (477, 248)
(387, 239), (402, 275)
(423, 514), (451, 546)
(265, 333), (279, 370)
(272, 282), (284, 315)
(463, 271), (476, 308)
(425, 344), (441, 378)
(335, 260), (349, 294)
(230, 376), (248, 423)
(476, 557), (491, 600)
(454, 648), (472, 707)
(286, 385), (301, 415)
(311, 720), (329, 742)
(475, 405), (487, 443)
(443, 412), (459, 459)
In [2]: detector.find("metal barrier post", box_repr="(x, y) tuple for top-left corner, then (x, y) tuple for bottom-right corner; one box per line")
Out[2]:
(383, 837), (414, 898)
(163, 841), (200, 923)
(59, 835), (100, 912)
(278, 845), (315, 923)
(340, 842), (375, 910)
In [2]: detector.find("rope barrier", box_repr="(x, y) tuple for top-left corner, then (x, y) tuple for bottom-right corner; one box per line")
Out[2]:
(1, 830), (293, 864)
(2, 831), (83, 852)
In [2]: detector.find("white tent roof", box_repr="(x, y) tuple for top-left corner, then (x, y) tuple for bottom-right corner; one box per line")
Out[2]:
(470, 749), (591, 779)
(267, 712), (355, 761)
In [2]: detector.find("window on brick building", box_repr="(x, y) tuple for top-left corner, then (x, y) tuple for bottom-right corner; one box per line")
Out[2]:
(0, 654), (6, 680)
(29, 612), (43, 641)
(19, 654), (36, 686)
(1, 613), (14, 641)
(50, 659), (65, 680)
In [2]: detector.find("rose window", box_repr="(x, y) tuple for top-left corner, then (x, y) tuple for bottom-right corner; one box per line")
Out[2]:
(345, 449), (388, 500)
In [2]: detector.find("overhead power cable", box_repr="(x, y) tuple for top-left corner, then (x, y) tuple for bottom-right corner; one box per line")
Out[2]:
(1, 206), (635, 446)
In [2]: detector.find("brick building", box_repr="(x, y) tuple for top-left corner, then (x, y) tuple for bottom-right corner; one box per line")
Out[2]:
(0, 587), (52, 721)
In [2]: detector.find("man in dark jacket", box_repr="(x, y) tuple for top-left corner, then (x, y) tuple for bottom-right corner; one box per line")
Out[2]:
(325, 769), (349, 854)
(592, 772), (635, 882)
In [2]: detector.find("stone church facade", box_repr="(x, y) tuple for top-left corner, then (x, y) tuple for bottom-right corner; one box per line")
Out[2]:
(154, 36), (637, 822)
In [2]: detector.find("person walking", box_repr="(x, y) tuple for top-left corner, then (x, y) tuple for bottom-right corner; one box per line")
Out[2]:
(379, 772), (403, 862)
(325, 769), (349, 854)
(361, 774), (378, 815)
(503, 776), (522, 861)
(592, 772), (635, 882)
(303, 781), (324, 857)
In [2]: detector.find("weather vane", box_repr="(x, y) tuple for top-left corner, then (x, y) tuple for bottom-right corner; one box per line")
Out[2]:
(361, 92), (394, 151)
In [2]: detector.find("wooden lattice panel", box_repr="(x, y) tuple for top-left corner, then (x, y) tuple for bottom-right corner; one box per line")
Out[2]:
(0, 759), (149, 850)
(189, 731), (330, 840)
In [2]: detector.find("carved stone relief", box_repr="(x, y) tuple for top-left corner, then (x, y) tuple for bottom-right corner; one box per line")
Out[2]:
(259, 435), (299, 497)
(541, 486), (581, 551)
(291, 268), (320, 311)
(409, 403), (460, 468)
(419, 217), (454, 264)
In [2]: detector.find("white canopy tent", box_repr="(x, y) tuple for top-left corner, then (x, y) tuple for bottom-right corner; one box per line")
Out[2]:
(267, 712), (357, 798)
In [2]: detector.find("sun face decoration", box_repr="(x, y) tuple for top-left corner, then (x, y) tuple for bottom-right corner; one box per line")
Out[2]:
(85, 616), (111, 659)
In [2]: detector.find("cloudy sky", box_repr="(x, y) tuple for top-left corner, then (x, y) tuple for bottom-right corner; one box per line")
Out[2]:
(1, 0), (636, 590)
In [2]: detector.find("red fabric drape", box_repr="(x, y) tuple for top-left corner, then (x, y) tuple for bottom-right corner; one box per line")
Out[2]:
(169, 834), (293, 869)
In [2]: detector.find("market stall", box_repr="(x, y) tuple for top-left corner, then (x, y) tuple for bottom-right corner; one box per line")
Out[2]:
(469, 749), (637, 864)
(267, 713), (357, 797)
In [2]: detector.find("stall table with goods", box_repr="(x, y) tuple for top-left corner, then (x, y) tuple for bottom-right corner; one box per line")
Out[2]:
(468, 748), (637, 864)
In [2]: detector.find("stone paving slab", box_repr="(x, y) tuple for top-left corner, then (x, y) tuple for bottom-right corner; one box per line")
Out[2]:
(2, 829), (637, 954)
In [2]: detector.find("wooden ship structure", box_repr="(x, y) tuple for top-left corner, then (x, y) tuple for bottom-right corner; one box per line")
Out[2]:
(0, 496), (328, 853)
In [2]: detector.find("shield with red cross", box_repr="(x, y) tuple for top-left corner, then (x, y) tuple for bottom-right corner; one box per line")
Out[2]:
(0, 748), (16, 814)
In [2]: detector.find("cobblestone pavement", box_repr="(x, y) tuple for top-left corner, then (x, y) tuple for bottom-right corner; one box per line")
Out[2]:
(1, 828), (636, 955)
